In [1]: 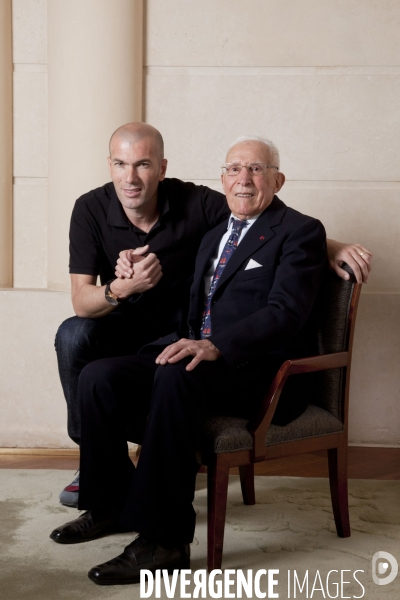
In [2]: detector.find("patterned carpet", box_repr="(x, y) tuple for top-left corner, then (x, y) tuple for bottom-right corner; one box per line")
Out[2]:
(0, 470), (399, 599)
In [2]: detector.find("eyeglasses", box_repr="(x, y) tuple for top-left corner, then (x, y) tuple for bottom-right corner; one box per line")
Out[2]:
(221, 163), (279, 177)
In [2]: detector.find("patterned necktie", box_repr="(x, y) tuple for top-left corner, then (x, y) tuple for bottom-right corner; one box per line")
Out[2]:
(200, 218), (248, 339)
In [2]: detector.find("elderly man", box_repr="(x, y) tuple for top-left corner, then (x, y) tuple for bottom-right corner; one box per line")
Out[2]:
(56, 123), (372, 507)
(52, 136), (336, 584)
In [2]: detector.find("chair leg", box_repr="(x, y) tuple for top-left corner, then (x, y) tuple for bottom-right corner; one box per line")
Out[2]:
(239, 464), (256, 505)
(207, 453), (230, 571)
(328, 443), (350, 538)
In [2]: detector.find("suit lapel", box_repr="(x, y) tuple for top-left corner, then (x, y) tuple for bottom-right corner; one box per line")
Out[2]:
(213, 196), (287, 294)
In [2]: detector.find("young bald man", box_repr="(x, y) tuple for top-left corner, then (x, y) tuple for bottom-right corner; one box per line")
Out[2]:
(55, 123), (372, 506)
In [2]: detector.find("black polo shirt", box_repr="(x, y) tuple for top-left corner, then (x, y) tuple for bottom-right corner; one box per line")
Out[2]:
(69, 178), (229, 335)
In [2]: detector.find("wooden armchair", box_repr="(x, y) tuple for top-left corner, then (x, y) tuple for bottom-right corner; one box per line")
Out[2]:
(199, 267), (362, 571)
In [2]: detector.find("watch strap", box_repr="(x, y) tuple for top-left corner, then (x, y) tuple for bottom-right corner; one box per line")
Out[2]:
(105, 279), (120, 305)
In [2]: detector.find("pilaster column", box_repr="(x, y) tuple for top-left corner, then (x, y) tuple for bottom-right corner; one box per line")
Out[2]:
(48, 0), (143, 290)
(0, 0), (13, 287)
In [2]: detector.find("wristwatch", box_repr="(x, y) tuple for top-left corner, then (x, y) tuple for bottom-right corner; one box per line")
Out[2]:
(104, 279), (120, 306)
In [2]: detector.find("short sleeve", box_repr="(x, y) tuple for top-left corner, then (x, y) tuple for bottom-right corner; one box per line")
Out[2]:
(69, 200), (101, 275)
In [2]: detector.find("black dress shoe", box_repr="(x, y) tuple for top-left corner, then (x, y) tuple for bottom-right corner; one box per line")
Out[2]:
(50, 510), (118, 544)
(88, 534), (190, 585)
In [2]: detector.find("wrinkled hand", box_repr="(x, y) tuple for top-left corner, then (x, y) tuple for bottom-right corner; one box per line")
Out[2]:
(111, 245), (162, 298)
(327, 239), (372, 284)
(155, 338), (221, 371)
(115, 246), (148, 279)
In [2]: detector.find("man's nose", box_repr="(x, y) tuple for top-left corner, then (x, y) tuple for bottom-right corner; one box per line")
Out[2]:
(236, 166), (252, 185)
(125, 166), (138, 183)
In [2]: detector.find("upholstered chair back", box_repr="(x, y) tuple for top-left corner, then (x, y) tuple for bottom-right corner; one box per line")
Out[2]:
(310, 268), (357, 420)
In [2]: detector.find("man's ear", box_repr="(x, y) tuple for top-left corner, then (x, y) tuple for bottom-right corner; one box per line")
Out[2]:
(273, 172), (285, 193)
(221, 173), (226, 192)
(107, 156), (112, 174)
(159, 158), (168, 181)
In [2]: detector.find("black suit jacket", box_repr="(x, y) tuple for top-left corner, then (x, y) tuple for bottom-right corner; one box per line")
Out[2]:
(187, 196), (327, 367)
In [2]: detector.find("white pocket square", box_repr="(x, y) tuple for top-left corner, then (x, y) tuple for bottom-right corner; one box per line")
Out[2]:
(245, 259), (263, 270)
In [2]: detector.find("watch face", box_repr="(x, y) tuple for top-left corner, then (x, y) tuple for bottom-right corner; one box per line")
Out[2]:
(105, 294), (119, 306)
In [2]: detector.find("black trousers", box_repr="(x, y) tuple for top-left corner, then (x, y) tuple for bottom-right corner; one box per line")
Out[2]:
(77, 351), (312, 544)
(77, 352), (271, 545)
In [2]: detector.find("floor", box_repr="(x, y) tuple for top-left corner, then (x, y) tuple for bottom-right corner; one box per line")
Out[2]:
(0, 447), (399, 479)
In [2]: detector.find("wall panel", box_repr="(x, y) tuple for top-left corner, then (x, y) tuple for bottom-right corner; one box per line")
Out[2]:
(0, 0), (13, 287)
(12, 0), (48, 288)
(146, 67), (400, 183)
(146, 0), (400, 67)
(13, 183), (47, 288)
(0, 290), (73, 448)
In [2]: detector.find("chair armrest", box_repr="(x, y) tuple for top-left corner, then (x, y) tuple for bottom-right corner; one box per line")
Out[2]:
(283, 352), (348, 374)
(248, 351), (349, 461)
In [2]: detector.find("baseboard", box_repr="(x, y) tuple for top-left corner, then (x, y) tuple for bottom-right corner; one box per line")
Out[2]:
(0, 444), (398, 457)
(348, 442), (400, 449)
(0, 448), (80, 456)
(0, 445), (139, 456)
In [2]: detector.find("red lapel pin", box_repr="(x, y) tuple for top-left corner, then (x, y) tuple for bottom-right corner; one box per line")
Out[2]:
(260, 236), (265, 240)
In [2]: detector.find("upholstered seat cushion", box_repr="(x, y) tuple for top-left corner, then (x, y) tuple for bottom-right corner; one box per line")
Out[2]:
(201, 405), (344, 455)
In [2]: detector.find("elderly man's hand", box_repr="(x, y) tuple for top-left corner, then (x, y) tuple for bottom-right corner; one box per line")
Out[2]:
(328, 239), (372, 283)
(155, 338), (221, 371)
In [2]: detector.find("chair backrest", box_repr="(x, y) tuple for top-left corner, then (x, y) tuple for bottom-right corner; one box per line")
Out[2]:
(310, 266), (361, 421)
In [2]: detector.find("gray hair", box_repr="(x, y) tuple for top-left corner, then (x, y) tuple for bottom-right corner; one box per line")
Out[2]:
(227, 135), (280, 169)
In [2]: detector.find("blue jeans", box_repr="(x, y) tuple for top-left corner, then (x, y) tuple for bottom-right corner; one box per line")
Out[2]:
(54, 312), (154, 444)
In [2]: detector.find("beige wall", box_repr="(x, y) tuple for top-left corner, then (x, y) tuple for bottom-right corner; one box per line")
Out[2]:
(144, 0), (400, 447)
(0, 0), (399, 447)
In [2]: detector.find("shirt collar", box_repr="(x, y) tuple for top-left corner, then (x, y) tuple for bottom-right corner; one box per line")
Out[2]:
(227, 212), (262, 231)
(107, 181), (170, 228)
